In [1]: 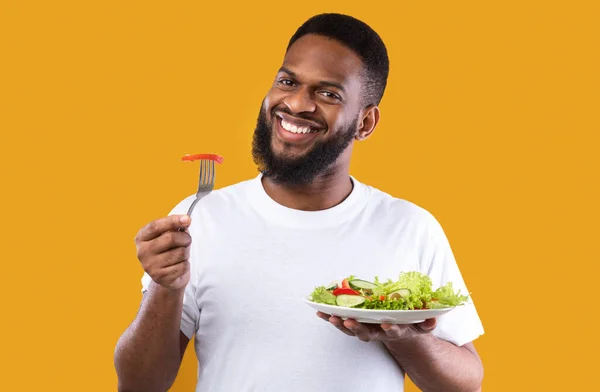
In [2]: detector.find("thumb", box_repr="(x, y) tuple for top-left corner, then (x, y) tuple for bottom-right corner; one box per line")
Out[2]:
(413, 318), (437, 334)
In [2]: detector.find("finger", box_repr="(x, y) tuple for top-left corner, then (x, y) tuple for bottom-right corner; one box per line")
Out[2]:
(343, 319), (373, 342)
(328, 316), (355, 337)
(150, 230), (192, 254)
(154, 260), (190, 285)
(316, 311), (331, 321)
(154, 246), (190, 269)
(137, 215), (191, 242)
(412, 318), (437, 334)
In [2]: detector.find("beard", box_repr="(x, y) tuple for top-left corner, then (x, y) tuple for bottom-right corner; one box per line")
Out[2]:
(251, 104), (358, 186)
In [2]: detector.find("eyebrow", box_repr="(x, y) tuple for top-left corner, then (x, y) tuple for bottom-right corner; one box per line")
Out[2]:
(278, 67), (346, 93)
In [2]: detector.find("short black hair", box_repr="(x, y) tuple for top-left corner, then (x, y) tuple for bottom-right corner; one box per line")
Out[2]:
(287, 13), (389, 106)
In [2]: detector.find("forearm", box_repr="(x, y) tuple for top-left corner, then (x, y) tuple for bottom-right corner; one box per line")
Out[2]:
(384, 335), (483, 392)
(114, 282), (185, 392)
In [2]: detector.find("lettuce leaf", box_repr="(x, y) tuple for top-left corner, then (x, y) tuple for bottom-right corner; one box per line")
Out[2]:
(310, 286), (337, 305)
(397, 271), (434, 297)
(432, 282), (470, 306)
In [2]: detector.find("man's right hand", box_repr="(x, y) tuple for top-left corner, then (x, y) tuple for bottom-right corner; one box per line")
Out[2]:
(135, 215), (192, 291)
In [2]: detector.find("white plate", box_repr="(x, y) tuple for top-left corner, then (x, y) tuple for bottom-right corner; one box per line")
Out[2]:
(304, 298), (455, 324)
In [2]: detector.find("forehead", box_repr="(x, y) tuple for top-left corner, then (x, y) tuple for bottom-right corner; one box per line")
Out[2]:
(281, 34), (363, 89)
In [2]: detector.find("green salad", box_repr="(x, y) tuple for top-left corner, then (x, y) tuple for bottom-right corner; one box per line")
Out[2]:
(309, 271), (470, 310)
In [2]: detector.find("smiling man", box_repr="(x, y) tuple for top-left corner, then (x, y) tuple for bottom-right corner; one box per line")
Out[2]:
(115, 13), (484, 392)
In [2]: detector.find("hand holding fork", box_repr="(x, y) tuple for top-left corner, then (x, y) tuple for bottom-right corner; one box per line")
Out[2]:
(134, 154), (223, 291)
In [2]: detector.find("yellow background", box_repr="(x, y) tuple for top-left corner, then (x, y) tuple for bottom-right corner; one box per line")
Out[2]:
(1, 0), (598, 391)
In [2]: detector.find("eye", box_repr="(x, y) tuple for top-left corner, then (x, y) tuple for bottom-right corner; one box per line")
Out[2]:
(319, 91), (342, 101)
(277, 78), (296, 88)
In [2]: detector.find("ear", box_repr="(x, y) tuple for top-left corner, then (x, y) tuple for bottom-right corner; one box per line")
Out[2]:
(355, 105), (380, 141)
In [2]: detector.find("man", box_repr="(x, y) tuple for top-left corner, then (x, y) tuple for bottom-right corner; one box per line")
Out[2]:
(114, 13), (484, 392)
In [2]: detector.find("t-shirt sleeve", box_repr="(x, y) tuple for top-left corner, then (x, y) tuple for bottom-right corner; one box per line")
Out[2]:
(422, 215), (484, 347)
(140, 196), (200, 340)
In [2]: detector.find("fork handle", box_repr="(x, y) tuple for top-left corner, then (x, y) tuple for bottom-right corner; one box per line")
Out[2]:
(177, 198), (200, 232)
(186, 197), (200, 216)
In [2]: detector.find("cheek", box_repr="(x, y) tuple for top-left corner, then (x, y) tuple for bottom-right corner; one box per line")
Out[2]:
(264, 89), (286, 114)
(263, 92), (273, 109)
(324, 108), (350, 131)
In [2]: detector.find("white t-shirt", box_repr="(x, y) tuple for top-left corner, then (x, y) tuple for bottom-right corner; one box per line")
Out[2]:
(141, 174), (484, 391)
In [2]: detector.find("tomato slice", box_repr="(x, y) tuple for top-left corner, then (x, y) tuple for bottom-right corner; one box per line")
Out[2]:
(332, 288), (360, 296)
(181, 154), (224, 164)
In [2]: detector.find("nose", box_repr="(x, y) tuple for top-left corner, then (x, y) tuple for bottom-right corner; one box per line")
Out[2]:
(283, 87), (317, 114)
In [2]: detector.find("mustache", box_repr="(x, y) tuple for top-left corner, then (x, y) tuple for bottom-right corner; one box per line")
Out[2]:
(271, 106), (326, 129)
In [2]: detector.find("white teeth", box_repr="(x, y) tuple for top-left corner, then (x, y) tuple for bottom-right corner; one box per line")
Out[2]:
(281, 118), (318, 134)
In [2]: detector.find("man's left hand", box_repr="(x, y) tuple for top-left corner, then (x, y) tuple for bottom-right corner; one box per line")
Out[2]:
(316, 311), (437, 342)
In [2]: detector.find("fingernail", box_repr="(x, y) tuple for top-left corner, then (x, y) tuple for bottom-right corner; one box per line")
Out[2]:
(180, 215), (190, 224)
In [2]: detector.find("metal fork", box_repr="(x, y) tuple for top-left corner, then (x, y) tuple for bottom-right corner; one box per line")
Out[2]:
(179, 159), (216, 230)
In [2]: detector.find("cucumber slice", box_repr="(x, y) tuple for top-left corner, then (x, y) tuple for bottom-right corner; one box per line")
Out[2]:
(326, 282), (338, 291)
(389, 288), (411, 300)
(335, 294), (366, 308)
(349, 279), (377, 290)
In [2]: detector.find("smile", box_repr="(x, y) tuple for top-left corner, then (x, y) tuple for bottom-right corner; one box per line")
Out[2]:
(280, 118), (321, 134)
(275, 113), (325, 134)
(274, 115), (324, 143)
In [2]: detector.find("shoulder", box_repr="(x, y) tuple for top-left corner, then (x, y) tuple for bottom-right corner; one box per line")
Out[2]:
(359, 180), (441, 230)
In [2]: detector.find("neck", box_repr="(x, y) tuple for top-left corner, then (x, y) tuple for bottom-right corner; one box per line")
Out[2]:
(261, 167), (353, 211)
